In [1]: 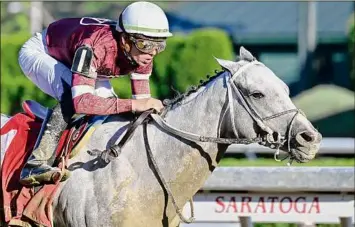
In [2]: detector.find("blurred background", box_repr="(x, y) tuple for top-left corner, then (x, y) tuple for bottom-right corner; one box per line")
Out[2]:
(1, 1), (354, 227)
(1, 1), (354, 137)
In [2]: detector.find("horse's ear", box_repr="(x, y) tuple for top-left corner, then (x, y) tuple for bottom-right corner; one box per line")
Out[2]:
(214, 57), (239, 75)
(239, 46), (255, 62)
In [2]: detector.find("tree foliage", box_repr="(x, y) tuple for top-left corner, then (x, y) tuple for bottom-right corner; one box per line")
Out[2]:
(1, 33), (56, 115)
(1, 2), (31, 34)
(168, 28), (234, 93)
(152, 34), (185, 98)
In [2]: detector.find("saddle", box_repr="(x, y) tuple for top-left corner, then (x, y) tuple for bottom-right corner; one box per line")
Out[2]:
(1, 101), (107, 227)
(22, 100), (106, 167)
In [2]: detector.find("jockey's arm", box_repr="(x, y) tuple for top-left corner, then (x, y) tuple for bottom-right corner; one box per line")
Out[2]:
(130, 65), (152, 100)
(70, 38), (153, 115)
(71, 74), (133, 115)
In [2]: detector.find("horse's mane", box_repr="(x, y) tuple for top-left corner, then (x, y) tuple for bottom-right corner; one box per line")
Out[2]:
(163, 68), (226, 109)
(163, 56), (244, 109)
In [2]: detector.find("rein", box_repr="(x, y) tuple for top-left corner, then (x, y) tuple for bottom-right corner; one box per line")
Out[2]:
(88, 60), (301, 224)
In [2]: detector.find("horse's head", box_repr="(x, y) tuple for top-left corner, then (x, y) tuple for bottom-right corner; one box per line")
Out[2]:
(216, 46), (322, 163)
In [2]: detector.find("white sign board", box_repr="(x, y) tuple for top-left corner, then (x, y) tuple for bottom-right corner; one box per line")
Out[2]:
(183, 193), (354, 224)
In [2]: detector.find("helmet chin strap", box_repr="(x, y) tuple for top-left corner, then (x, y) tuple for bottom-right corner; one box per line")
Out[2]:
(120, 40), (138, 66)
(123, 48), (137, 66)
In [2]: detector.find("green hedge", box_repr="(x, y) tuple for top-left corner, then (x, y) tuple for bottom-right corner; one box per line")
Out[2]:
(152, 33), (185, 98)
(168, 28), (234, 93)
(151, 28), (235, 98)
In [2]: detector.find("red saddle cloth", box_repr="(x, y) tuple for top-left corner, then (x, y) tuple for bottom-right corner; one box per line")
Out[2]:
(1, 112), (89, 227)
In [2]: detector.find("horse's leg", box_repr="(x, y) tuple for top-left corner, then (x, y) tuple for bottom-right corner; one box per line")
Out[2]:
(0, 114), (11, 127)
(1, 114), (11, 168)
(0, 121), (16, 168)
(0, 114), (12, 225)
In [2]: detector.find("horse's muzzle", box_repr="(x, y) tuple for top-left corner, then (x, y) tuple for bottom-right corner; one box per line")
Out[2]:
(291, 131), (322, 163)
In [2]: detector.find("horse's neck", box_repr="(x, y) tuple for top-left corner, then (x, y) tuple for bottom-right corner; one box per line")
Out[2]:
(165, 75), (227, 138)
(150, 75), (228, 194)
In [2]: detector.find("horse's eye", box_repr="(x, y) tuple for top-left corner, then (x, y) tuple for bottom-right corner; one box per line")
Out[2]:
(250, 92), (264, 99)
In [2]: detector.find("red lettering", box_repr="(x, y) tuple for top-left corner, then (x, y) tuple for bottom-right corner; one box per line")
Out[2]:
(294, 197), (306, 213)
(226, 197), (238, 213)
(308, 197), (320, 213)
(280, 197), (292, 213)
(268, 197), (278, 213)
(241, 196), (252, 213)
(215, 196), (225, 213)
(254, 197), (266, 213)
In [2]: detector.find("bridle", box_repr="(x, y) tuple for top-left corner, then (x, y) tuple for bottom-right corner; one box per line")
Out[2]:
(88, 59), (302, 224)
(223, 60), (302, 164)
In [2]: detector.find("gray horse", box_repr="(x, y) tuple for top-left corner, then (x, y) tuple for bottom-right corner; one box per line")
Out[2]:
(1, 47), (321, 227)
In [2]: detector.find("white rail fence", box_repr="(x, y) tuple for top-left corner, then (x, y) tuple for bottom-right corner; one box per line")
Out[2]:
(226, 137), (354, 156)
(181, 167), (354, 227)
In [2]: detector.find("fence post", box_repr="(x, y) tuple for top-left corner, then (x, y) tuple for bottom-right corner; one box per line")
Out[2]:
(339, 217), (352, 227)
(30, 1), (43, 34)
(239, 216), (253, 227)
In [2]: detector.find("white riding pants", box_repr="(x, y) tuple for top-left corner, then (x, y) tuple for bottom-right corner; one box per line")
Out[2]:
(18, 29), (117, 101)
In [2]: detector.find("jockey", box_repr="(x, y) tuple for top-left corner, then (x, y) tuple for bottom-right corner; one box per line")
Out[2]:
(18, 1), (172, 186)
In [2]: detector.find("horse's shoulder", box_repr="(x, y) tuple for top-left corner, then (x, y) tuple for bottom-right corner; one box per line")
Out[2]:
(85, 114), (134, 150)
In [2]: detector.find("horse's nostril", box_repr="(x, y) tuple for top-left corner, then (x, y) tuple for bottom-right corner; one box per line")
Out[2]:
(300, 131), (314, 143)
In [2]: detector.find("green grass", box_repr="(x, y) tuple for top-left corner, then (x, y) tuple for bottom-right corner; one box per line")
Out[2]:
(292, 84), (354, 122)
(219, 157), (355, 167)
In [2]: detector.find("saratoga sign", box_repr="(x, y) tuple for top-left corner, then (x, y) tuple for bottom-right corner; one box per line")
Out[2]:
(183, 193), (354, 224)
(215, 195), (320, 214)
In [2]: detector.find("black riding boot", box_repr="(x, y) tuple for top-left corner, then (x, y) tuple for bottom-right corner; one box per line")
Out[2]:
(19, 104), (70, 186)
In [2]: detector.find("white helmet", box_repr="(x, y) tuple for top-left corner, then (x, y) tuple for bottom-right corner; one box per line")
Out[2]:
(116, 1), (173, 38)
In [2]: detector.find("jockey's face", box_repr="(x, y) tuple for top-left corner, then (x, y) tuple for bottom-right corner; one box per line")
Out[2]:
(121, 34), (166, 67)
(130, 43), (156, 67)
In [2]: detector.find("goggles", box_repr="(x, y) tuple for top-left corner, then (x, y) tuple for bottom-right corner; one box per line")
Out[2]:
(129, 36), (166, 54)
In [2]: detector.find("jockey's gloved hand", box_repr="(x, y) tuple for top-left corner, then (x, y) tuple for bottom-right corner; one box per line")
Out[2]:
(132, 98), (164, 113)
